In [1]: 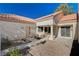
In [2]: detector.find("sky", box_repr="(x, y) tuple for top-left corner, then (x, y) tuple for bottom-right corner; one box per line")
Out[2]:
(0, 3), (78, 19)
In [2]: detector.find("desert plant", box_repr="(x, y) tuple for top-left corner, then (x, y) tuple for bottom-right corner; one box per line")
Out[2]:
(6, 48), (22, 56)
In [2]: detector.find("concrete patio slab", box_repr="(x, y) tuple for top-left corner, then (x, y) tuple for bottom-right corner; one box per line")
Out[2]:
(29, 38), (73, 56)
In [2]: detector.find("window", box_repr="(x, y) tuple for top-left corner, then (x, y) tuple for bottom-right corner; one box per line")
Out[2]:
(61, 26), (70, 37)
(38, 27), (43, 32)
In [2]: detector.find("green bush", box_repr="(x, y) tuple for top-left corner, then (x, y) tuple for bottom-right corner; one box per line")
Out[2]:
(6, 49), (22, 56)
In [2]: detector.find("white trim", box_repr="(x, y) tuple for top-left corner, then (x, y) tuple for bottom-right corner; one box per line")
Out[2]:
(59, 25), (73, 39)
(49, 25), (54, 40)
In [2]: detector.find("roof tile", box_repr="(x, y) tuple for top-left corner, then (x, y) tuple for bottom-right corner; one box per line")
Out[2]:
(0, 14), (36, 24)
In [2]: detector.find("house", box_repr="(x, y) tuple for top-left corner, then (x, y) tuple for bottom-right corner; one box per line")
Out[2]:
(36, 11), (77, 40)
(0, 11), (78, 41)
(0, 14), (36, 40)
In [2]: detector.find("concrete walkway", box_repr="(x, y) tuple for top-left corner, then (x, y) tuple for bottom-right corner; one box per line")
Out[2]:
(29, 38), (73, 56)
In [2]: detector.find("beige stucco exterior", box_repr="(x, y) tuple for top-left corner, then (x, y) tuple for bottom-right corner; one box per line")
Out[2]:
(36, 11), (77, 40)
(0, 14), (36, 41)
(0, 11), (78, 42)
(0, 21), (36, 40)
(58, 20), (77, 40)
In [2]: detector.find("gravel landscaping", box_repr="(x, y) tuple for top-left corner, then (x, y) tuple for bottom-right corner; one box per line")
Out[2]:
(1, 34), (48, 56)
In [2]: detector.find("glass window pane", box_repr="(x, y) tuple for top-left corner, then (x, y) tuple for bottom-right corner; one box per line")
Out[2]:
(61, 26), (70, 37)
(61, 27), (66, 36)
(38, 27), (43, 32)
(66, 27), (70, 37)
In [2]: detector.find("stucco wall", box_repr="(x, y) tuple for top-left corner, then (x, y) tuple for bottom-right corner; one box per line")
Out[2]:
(0, 21), (36, 41)
(57, 20), (77, 40)
(36, 19), (54, 26)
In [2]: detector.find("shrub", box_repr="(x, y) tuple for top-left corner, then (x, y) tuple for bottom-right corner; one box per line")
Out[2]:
(6, 49), (22, 56)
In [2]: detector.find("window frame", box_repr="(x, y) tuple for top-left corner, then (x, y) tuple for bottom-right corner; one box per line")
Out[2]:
(38, 27), (43, 32)
(61, 26), (71, 37)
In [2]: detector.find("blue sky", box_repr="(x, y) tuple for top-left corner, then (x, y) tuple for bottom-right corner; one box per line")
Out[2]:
(0, 3), (78, 19)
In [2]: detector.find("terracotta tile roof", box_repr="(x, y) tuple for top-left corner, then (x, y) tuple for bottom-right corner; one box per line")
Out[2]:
(60, 14), (77, 21)
(35, 10), (77, 22)
(36, 11), (63, 21)
(0, 14), (36, 24)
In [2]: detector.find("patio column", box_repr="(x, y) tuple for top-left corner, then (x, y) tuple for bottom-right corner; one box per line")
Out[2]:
(49, 25), (54, 40)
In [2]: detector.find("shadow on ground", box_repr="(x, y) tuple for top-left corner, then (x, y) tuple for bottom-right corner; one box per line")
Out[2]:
(70, 40), (79, 56)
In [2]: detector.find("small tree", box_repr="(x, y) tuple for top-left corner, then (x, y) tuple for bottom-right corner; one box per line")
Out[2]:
(55, 3), (74, 15)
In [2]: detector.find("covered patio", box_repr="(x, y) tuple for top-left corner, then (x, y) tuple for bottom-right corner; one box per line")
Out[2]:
(36, 24), (58, 40)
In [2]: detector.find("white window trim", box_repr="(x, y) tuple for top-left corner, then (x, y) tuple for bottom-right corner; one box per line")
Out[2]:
(60, 26), (72, 39)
